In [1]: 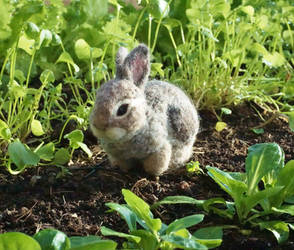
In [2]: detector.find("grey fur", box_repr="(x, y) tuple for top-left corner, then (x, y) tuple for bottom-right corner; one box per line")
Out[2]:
(90, 44), (199, 176)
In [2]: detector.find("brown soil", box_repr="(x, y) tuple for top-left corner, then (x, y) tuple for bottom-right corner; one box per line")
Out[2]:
(1, 103), (294, 249)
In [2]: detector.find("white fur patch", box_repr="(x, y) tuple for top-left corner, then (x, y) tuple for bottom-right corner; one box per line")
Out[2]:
(105, 127), (127, 140)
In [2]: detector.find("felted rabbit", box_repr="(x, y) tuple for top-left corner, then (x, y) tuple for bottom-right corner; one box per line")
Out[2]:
(90, 44), (199, 176)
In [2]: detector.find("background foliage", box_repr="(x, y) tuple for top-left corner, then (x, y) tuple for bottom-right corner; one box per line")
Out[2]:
(0, 0), (293, 173)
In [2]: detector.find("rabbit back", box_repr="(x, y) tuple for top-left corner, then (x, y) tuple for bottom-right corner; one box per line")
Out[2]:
(145, 80), (199, 146)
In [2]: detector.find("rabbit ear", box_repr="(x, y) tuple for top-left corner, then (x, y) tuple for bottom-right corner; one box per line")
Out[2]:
(121, 44), (150, 87)
(116, 47), (129, 79)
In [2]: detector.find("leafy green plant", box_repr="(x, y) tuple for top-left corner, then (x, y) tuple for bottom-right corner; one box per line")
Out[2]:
(154, 143), (294, 244)
(101, 189), (223, 249)
(0, 229), (117, 250)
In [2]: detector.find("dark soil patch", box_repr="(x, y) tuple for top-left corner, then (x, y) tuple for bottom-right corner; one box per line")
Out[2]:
(1, 103), (294, 249)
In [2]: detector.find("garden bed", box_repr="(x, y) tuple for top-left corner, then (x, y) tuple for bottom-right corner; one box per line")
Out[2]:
(1, 103), (294, 249)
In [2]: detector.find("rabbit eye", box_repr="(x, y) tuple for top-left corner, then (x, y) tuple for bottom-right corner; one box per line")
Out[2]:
(116, 104), (129, 116)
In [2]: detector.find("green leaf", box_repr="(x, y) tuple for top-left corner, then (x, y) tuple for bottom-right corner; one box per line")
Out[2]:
(105, 203), (137, 232)
(151, 63), (164, 78)
(75, 39), (103, 60)
(151, 196), (204, 210)
(284, 111), (294, 132)
(221, 107), (232, 115)
(259, 221), (289, 244)
(206, 166), (247, 199)
(0, 232), (41, 250)
(193, 227), (223, 249)
(164, 214), (204, 234)
(131, 230), (158, 250)
(64, 130), (84, 149)
(56, 52), (80, 73)
(147, 0), (170, 19)
(35, 142), (55, 161)
(263, 52), (285, 68)
(272, 205), (294, 216)
(51, 33), (62, 46)
(161, 234), (207, 250)
(77, 142), (93, 158)
(215, 121), (227, 132)
(241, 6), (254, 17)
(31, 119), (45, 136)
(246, 143), (284, 194)
(37, 29), (52, 49)
(271, 160), (294, 207)
(18, 34), (35, 55)
(33, 229), (70, 250)
(203, 198), (235, 219)
(8, 139), (40, 170)
(70, 236), (117, 250)
(122, 189), (162, 234)
(241, 186), (283, 219)
(0, 119), (11, 141)
(53, 148), (70, 165)
(25, 22), (40, 40)
(100, 226), (141, 243)
(251, 128), (264, 134)
(40, 70), (55, 85)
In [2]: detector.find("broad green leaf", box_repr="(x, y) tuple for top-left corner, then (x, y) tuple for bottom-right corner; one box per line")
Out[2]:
(246, 143), (284, 194)
(284, 112), (294, 132)
(8, 139), (40, 170)
(100, 226), (141, 243)
(53, 148), (70, 165)
(240, 186), (283, 219)
(25, 22), (40, 40)
(164, 214), (204, 234)
(51, 33), (62, 46)
(31, 119), (45, 136)
(241, 6), (254, 17)
(131, 230), (158, 250)
(271, 160), (294, 207)
(193, 227), (223, 249)
(215, 121), (227, 132)
(259, 221), (289, 244)
(206, 166), (247, 199)
(18, 34), (35, 55)
(203, 198), (235, 219)
(15, 69), (26, 84)
(161, 234), (207, 250)
(75, 39), (103, 60)
(122, 189), (162, 233)
(105, 203), (137, 232)
(70, 236), (117, 250)
(37, 29), (52, 49)
(0, 232), (41, 250)
(0, 119), (11, 141)
(147, 0), (170, 19)
(56, 52), (80, 73)
(263, 52), (285, 68)
(77, 142), (93, 158)
(35, 142), (55, 161)
(151, 196), (204, 210)
(40, 70), (55, 85)
(272, 205), (294, 216)
(64, 130), (84, 149)
(34, 229), (70, 250)
(9, 80), (27, 98)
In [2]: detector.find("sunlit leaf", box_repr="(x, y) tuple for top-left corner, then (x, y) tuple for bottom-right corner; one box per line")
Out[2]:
(34, 229), (70, 250)
(31, 119), (45, 136)
(0, 232), (41, 250)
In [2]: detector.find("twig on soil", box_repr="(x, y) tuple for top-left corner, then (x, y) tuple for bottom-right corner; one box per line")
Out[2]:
(83, 159), (108, 179)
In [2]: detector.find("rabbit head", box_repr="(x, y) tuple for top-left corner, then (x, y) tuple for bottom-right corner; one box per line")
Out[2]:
(90, 44), (150, 142)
